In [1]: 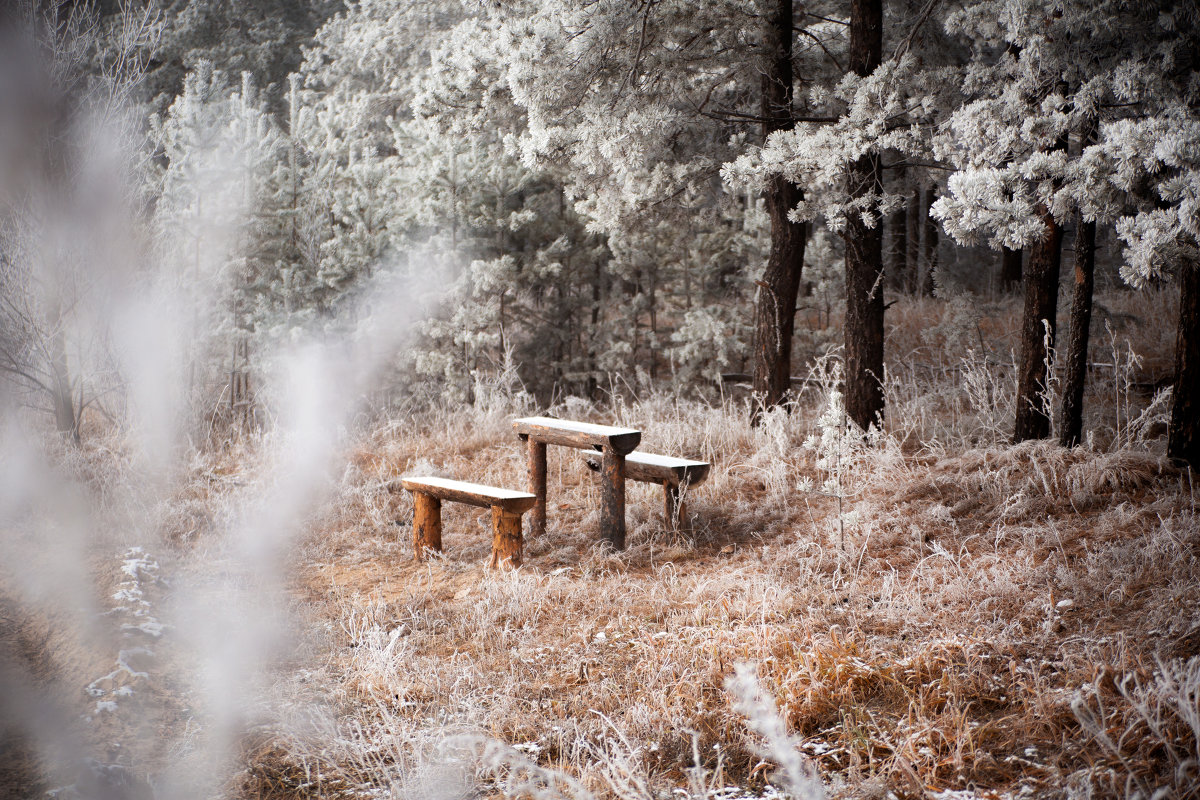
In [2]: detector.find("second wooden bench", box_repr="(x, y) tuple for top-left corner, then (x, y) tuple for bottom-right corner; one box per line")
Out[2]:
(586, 452), (710, 529)
(401, 477), (536, 569)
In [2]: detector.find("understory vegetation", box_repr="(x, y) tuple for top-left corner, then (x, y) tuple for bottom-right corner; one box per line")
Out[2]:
(6, 291), (1195, 800)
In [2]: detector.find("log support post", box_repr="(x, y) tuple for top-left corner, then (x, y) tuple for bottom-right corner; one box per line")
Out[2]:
(489, 506), (523, 569)
(600, 447), (626, 550)
(663, 483), (688, 532)
(525, 435), (547, 536)
(412, 492), (442, 561)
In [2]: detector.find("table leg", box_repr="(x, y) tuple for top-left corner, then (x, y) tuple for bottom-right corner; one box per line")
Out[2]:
(412, 492), (442, 561)
(664, 482), (686, 532)
(489, 506), (523, 569)
(600, 447), (626, 549)
(527, 438), (547, 536)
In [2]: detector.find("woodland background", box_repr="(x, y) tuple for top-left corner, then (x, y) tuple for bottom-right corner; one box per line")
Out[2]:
(1, 0), (1197, 456)
(1, 2), (1199, 800)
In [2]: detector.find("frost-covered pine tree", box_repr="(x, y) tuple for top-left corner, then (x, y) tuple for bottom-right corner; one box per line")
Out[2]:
(722, 0), (964, 431)
(929, 0), (1200, 455)
(153, 64), (292, 416)
(496, 0), (855, 412)
(294, 0), (609, 402)
(403, 14), (614, 400)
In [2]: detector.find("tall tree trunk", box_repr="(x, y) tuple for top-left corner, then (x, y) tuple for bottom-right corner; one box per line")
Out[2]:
(843, 0), (884, 432)
(752, 0), (806, 424)
(1059, 121), (1099, 448)
(1168, 261), (1200, 467)
(1013, 204), (1063, 442)
(43, 292), (80, 448)
(1000, 246), (1023, 292)
(48, 299), (79, 444)
(1059, 212), (1096, 447)
(920, 185), (938, 296)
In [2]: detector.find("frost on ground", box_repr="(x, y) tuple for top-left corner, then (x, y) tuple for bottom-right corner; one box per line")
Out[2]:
(266, 360), (1197, 797)
(85, 548), (165, 716)
(2, 294), (1197, 800)
(45, 548), (168, 800)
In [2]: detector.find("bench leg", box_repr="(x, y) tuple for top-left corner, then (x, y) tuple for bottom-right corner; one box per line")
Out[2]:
(489, 506), (523, 569)
(412, 492), (442, 561)
(600, 448), (626, 550)
(663, 483), (688, 532)
(526, 437), (547, 536)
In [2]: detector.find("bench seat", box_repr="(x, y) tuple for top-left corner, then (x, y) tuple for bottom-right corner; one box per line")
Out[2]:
(620, 452), (710, 487)
(400, 477), (536, 568)
(585, 451), (711, 529)
(400, 477), (537, 513)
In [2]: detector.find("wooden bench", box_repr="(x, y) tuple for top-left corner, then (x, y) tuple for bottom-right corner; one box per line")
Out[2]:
(513, 416), (641, 549)
(585, 452), (710, 529)
(400, 477), (537, 569)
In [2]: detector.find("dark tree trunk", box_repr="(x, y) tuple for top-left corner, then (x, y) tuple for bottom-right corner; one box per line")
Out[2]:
(1168, 261), (1200, 467)
(1001, 246), (1023, 292)
(920, 185), (938, 296)
(1059, 212), (1096, 447)
(1013, 204), (1063, 442)
(905, 187), (921, 293)
(752, 0), (807, 424)
(842, 0), (884, 432)
(1060, 118), (1100, 448)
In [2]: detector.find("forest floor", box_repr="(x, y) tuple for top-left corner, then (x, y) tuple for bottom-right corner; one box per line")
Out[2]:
(2, 290), (1198, 800)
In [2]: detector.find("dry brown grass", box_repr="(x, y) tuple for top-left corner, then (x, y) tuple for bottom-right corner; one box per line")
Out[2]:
(256, 289), (1195, 799)
(2, 289), (1196, 799)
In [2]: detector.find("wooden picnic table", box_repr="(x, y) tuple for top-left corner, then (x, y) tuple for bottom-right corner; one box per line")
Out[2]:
(513, 416), (641, 549)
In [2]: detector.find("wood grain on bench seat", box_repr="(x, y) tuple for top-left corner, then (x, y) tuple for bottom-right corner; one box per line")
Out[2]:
(621, 453), (710, 487)
(400, 477), (536, 513)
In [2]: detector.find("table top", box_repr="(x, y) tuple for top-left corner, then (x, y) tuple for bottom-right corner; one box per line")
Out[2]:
(513, 416), (642, 454)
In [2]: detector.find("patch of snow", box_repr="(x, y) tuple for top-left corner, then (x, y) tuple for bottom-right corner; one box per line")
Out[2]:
(82, 548), (165, 722)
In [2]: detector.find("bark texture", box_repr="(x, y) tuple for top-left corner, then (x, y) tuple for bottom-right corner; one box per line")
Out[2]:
(920, 185), (938, 297)
(489, 507), (523, 569)
(599, 448), (627, 550)
(752, 0), (806, 422)
(526, 437), (547, 536)
(1014, 205), (1063, 442)
(887, 170), (909, 291)
(843, 0), (885, 432)
(412, 493), (442, 561)
(1168, 262), (1200, 467)
(905, 187), (921, 292)
(1060, 212), (1096, 448)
